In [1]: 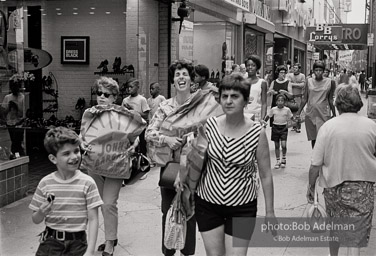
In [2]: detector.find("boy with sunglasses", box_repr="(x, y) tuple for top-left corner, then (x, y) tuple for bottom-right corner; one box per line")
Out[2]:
(29, 127), (103, 256)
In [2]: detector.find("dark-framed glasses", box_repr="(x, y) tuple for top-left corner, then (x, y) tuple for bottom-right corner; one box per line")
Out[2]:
(96, 90), (112, 98)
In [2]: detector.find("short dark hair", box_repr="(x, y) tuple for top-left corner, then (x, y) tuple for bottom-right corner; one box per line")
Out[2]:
(275, 94), (287, 102)
(313, 60), (325, 70)
(194, 64), (209, 80)
(276, 65), (287, 74)
(245, 55), (262, 70)
(293, 63), (301, 69)
(218, 74), (250, 103)
(44, 127), (81, 156)
(335, 85), (363, 113)
(126, 77), (140, 88)
(168, 60), (195, 85)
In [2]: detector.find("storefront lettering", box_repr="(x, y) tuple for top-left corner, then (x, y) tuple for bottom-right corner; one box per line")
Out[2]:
(65, 50), (78, 58)
(343, 28), (361, 40)
(309, 32), (338, 42)
(307, 24), (364, 43)
(307, 25), (341, 43)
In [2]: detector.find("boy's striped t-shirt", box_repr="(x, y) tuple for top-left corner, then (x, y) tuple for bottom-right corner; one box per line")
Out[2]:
(29, 170), (103, 232)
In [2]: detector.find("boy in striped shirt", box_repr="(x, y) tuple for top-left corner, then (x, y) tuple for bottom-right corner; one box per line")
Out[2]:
(29, 127), (103, 256)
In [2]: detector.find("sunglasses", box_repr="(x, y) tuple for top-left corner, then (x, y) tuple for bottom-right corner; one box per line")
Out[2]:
(96, 90), (112, 98)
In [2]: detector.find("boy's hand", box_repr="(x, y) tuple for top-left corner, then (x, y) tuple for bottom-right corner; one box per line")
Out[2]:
(39, 200), (53, 216)
(123, 103), (133, 110)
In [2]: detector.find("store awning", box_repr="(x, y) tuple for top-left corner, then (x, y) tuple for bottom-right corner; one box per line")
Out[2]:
(244, 13), (275, 33)
(306, 24), (369, 50)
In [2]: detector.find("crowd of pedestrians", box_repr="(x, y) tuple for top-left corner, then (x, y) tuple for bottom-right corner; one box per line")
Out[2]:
(26, 57), (376, 256)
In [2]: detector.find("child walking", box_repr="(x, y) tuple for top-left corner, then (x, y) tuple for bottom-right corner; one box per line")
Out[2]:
(265, 94), (293, 169)
(29, 127), (103, 256)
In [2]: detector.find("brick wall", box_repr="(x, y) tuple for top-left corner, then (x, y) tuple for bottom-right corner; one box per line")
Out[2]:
(40, 0), (164, 119)
(158, 2), (169, 98)
(41, 0), (128, 119)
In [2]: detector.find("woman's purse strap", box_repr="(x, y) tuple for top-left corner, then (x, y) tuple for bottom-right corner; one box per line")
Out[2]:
(313, 178), (319, 207)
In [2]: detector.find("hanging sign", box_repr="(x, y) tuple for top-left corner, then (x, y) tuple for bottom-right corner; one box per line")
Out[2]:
(223, 0), (250, 11)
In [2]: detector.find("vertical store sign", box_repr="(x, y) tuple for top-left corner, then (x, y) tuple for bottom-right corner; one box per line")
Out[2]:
(223, 0), (250, 11)
(344, 0), (352, 12)
(178, 20), (194, 61)
(278, 0), (292, 12)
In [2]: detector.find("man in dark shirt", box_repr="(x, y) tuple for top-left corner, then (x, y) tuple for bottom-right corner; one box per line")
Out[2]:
(359, 70), (366, 93)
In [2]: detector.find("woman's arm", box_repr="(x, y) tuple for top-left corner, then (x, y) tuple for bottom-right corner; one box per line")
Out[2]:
(328, 80), (336, 117)
(256, 129), (274, 216)
(297, 79), (309, 116)
(260, 81), (268, 120)
(145, 102), (183, 149)
(267, 81), (276, 95)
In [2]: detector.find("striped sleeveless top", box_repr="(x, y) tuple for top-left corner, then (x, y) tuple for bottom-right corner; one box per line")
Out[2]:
(196, 116), (261, 206)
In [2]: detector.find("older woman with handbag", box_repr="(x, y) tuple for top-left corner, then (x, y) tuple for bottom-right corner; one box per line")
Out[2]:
(307, 85), (376, 256)
(195, 74), (276, 256)
(146, 60), (221, 256)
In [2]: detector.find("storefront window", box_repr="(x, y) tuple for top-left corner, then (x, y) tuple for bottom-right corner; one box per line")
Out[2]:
(177, 10), (238, 82)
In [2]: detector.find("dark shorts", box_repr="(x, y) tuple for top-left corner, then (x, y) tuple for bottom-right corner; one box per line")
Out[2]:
(271, 124), (288, 141)
(36, 233), (87, 256)
(195, 195), (257, 239)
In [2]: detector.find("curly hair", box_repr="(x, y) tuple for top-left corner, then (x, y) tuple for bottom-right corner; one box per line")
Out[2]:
(168, 60), (195, 85)
(218, 73), (250, 103)
(276, 65), (287, 74)
(335, 85), (363, 113)
(44, 126), (81, 156)
(93, 76), (119, 97)
(245, 55), (262, 70)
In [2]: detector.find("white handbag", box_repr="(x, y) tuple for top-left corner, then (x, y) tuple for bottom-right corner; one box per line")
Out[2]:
(164, 190), (187, 250)
(304, 180), (328, 233)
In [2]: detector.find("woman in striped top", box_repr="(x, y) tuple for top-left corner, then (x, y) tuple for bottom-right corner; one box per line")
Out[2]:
(195, 74), (276, 255)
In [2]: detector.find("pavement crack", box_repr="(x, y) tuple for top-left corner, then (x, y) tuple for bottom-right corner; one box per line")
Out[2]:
(277, 203), (307, 211)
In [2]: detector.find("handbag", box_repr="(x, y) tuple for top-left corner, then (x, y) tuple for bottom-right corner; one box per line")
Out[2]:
(285, 98), (299, 112)
(304, 180), (328, 233)
(164, 190), (187, 250)
(159, 162), (180, 189)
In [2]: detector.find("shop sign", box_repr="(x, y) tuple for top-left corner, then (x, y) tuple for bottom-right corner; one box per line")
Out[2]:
(278, 0), (292, 13)
(307, 43), (314, 52)
(312, 53), (320, 61)
(368, 33), (374, 47)
(223, 0), (249, 11)
(344, 0), (352, 12)
(307, 24), (342, 43)
(61, 36), (89, 64)
(338, 51), (353, 62)
(178, 20), (194, 60)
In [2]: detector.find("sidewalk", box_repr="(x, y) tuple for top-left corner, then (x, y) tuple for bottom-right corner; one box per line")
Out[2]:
(1, 95), (375, 255)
